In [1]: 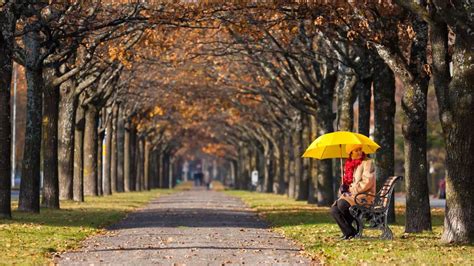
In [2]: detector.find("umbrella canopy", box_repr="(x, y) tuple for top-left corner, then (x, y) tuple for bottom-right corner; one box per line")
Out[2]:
(302, 131), (380, 159)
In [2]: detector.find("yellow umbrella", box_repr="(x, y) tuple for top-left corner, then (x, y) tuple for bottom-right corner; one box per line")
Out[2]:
(302, 131), (380, 159)
(302, 131), (381, 180)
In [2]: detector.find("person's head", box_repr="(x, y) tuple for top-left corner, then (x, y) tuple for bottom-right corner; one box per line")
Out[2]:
(346, 144), (365, 160)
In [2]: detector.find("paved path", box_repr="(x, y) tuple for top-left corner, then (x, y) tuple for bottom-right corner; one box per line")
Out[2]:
(56, 189), (312, 265)
(395, 196), (446, 208)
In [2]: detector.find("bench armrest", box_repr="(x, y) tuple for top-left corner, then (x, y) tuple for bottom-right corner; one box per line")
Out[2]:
(353, 192), (377, 206)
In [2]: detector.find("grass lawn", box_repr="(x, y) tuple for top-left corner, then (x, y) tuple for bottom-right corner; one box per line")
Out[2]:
(0, 189), (173, 265)
(226, 191), (474, 265)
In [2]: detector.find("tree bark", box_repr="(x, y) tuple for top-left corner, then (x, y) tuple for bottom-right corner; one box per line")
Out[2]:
(58, 78), (76, 200)
(0, 5), (17, 218)
(356, 78), (372, 136)
(73, 104), (85, 202)
(430, 16), (474, 243)
(402, 17), (432, 232)
(373, 58), (396, 223)
(337, 69), (357, 132)
(83, 105), (98, 196)
(314, 70), (337, 206)
(41, 82), (60, 209)
(19, 29), (43, 213)
(103, 109), (112, 195)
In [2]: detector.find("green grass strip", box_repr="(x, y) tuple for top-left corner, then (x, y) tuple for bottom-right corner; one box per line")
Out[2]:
(0, 189), (174, 265)
(226, 190), (474, 265)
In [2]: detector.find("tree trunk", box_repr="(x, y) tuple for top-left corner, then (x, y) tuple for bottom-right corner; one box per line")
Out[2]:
(136, 138), (144, 190)
(316, 102), (336, 206)
(19, 29), (43, 213)
(41, 83), (60, 209)
(295, 115), (308, 201)
(73, 104), (85, 202)
(300, 115), (310, 201)
(83, 105), (98, 196)
(337, 69), (357, 132)
(263, 142), (273, 193)
(58, 79), (76, 200)
(110, 105), (118, 193)
(103, 110), (112, 195)
(97, 124), (104, 196)
(308, 115), (318, 204)
(277, 134), (286, 194)
(161, 152), (169, 189)
(288, 132), (296, 198)
(158, 152), (164, 188)
(144, 140), (150, 190)
(0, 6), (16, 218)
(373, 58), (396, 223)
(116, 108), (125, 192)
(356, 78), (372, 136)
(123, 124), (131, 192)
(402, 17), (432, 233)
(430, 18), (474, 243)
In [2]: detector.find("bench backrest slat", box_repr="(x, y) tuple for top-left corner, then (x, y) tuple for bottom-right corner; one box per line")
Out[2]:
(374, 176), (403, 209)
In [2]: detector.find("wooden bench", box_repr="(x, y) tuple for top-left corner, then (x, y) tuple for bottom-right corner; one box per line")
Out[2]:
(349, 175), (403, 240)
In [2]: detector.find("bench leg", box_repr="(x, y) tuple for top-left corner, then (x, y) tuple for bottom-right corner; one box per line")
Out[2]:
(380, 225), (393, 240)
(353, 215), (364, 238)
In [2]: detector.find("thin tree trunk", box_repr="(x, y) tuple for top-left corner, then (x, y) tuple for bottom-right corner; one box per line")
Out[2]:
(116, 108), (125, 192)
(144, 140), (150, 190)
(295, 116), (308, 201)
(129, 126), (137, 191)
(19, 29), (43, 213)
(158, 152), (164, 188)
(299, 115), (310, 201)
(288, 132), (296, 198)
(41, 83), (60, 208)
(373, 58), (396, 223)
(97, 124), (104, 196)
(123, 124), (131, 192)
(73, 104), (85, 202)
(0, 5), (17, 218)
(58, 79), (76, 200)
(308, 114), (318, 204)
(103, 110), (112, 195)
(110, 105), (118, 193)
(277, 135), (286, 194)
(83, 105), (98, 196)
(136, 138), (144, 190)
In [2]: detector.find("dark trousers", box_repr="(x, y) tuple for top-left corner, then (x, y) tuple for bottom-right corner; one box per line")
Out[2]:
(331, 199), (357, 237)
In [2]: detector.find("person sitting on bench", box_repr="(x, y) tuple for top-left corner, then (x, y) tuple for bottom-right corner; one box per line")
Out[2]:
(330, 144), (376, 240)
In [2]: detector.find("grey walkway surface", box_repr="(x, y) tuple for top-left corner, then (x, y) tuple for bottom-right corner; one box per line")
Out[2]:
(56, 189), (312, 265)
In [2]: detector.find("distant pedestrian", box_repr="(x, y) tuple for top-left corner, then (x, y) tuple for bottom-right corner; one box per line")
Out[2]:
(194, 164), (203, 187)
(438, 177), (446, 199)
